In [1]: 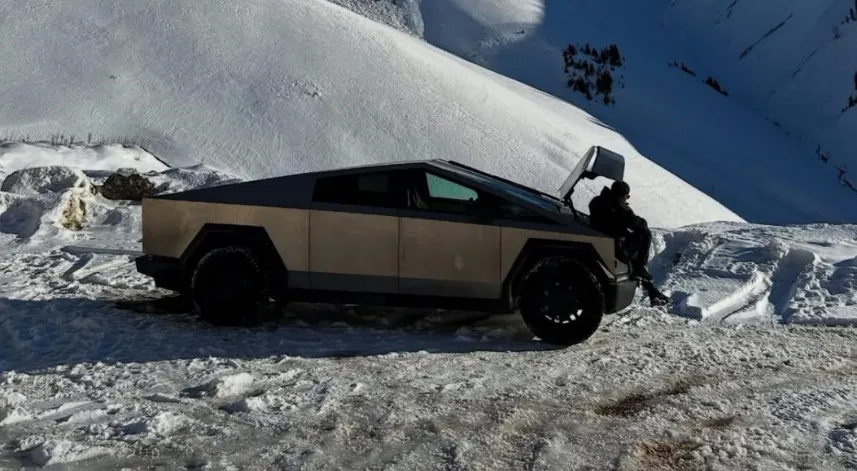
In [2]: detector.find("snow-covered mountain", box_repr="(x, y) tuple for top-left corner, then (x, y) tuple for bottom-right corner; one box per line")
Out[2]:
(662, 0), (857, 180)
(0, 0), (740, 230)
(2, 1), (857, 470)
(337, 0), (857, 224)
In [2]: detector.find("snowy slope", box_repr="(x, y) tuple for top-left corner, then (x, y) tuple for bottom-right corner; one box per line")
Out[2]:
(0, 0), (740, 230)
(389, 0), (857, 224)
(661, 0), (857, 182)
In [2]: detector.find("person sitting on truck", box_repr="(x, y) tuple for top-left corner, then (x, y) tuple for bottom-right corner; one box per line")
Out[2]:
(588, 180), (669, 306)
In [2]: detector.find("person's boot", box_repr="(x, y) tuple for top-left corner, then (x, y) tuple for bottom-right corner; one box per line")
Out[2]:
(641, 280), (669, 307)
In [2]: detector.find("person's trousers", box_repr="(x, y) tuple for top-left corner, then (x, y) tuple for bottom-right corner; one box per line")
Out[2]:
(623, 227), (653, 278)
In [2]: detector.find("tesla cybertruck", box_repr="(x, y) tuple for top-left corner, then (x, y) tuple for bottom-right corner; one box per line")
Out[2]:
(135, 145), (636, 345)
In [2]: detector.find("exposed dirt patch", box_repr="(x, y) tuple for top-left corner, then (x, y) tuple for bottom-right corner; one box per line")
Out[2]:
(59, 192), (87, 231)
(636, 439), (702, 471)
(593, 377), (704, 417)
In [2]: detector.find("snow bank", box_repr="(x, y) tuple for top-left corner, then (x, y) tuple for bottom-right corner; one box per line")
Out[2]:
(0, 0), (740, 229)
(0, 143), (236, 251)
(1, 166), (90, 195)
(652, 223), (857, 325)
(0, 141), (167, 180)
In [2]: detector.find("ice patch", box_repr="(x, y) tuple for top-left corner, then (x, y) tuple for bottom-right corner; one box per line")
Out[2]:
(60, 408), (108, 424)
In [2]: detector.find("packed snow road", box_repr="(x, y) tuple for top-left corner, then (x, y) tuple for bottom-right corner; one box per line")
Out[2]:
(2, 292), (857, 470)
(1, 232), (857, 470)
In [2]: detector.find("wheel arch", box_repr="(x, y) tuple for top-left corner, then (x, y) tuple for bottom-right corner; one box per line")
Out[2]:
(502, 238), (615, 308)
(180, 223), (289, 289)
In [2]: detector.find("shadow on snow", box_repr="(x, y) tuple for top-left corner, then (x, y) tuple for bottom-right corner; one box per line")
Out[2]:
(0, 294), (555, 373)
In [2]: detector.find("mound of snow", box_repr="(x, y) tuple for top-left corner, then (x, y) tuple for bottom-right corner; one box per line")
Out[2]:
(0, 405), (32, 425)
(146, 166), (242, 195)
(0, 0), (740, 228)
(182, 373), (257, 399)
(0, 144), (235, 250)
(115, 411), (193, 441)
(0, 142), (167, 181)
(652, 223), (857, 324)
(27, 439), (108, 467)
(0, 390), (26, 408)
(1, 166), (90, 195)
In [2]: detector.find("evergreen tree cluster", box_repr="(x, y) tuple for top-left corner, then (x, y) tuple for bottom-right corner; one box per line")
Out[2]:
(562, 42), (625, 105)
(668, 59), (730, 98)
(668, 61), (697, 77)
(704, 77), (729, 97)
(842, 0), (857, 24)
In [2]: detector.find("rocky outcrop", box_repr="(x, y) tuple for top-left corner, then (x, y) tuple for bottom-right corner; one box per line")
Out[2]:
(97, 169), (157, 201)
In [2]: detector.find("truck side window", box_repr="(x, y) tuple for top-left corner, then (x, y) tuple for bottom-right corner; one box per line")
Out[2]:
(312, 171), (404, 209)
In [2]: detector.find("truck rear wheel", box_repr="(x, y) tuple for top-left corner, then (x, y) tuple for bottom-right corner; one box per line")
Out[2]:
(190, 245), (270, 326)
(518, 256), (605, 346)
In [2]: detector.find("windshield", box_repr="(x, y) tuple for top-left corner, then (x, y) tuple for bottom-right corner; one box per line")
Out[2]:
(451, 167), (564, 212)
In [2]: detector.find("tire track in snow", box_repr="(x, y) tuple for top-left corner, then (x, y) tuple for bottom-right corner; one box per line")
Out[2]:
(768, 247), (818, 322)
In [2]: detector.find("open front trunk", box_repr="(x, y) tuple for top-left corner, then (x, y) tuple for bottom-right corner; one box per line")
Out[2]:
(559, 145), (626, 205)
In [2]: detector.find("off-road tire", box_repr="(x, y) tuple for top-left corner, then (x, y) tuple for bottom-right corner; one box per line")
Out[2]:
(190, 245), (270, 326)
(518, 256), (605, 346)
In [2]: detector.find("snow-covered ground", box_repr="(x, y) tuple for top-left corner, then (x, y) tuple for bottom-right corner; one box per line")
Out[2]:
(1, 145), (857, 470)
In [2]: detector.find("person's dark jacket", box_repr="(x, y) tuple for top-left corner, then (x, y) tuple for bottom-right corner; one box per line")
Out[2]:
(588, 186), (648, 238)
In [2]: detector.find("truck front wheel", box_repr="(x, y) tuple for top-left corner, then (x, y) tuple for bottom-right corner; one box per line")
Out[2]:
(518, 256), (605, 346)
